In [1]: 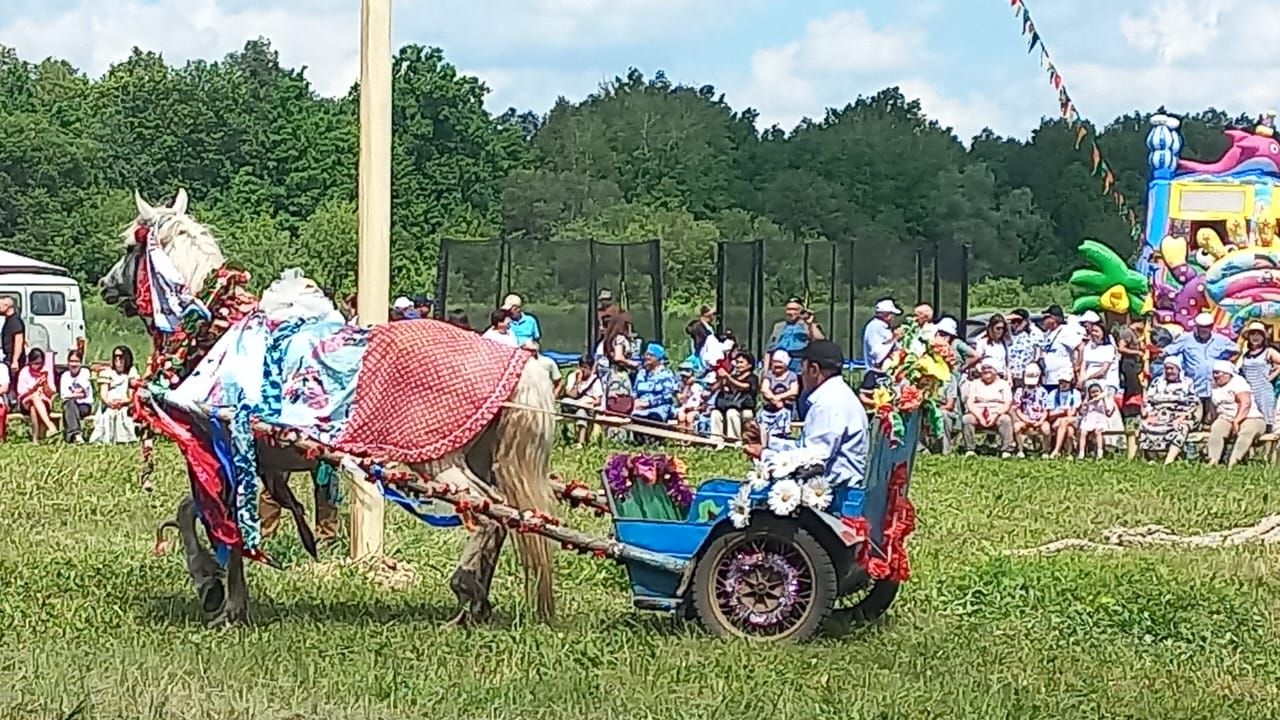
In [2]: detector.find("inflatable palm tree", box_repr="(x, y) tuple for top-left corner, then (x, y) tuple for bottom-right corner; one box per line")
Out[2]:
(1069, 240), (1149, 317)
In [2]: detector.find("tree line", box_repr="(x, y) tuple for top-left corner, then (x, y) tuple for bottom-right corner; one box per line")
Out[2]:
(0, 38), (1254, 312)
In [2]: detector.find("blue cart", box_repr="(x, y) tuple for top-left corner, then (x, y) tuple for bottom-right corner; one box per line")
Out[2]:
(581, 413), (921, 643)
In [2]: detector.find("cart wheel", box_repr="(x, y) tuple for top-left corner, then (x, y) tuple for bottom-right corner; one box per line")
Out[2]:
(691, 520), (836, 642)
(835, 579), (899, 623)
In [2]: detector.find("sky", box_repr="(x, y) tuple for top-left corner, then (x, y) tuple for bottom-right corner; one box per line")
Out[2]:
(0, 0), (1274, 142)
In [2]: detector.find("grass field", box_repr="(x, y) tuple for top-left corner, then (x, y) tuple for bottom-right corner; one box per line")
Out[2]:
(3, 441), (1280, 720)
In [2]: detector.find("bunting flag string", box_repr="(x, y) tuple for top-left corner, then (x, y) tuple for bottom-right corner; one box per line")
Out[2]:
(1009, 0), (1142, 240)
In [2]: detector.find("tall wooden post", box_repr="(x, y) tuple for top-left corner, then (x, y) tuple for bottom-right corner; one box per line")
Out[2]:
(351, 0), (392, 561)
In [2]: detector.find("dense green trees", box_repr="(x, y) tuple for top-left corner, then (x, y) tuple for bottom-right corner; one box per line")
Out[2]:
(0, 39), (1251, 313)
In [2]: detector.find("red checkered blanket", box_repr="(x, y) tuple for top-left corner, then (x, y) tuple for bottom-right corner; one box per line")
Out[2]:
(334, 319), (530, 462)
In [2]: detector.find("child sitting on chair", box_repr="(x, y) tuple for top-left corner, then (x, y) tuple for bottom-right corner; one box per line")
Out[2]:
(1077, 380), (1117, 460)
(675, 361), (709, 434)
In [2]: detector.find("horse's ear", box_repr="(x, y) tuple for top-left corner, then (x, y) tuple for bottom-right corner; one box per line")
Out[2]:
(135, 190), (156, 222)
(171, 188), (189, 216)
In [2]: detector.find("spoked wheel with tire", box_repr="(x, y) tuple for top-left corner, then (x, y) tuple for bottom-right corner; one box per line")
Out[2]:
(691, 520), (836, 643)
(832, 578), (899, 624)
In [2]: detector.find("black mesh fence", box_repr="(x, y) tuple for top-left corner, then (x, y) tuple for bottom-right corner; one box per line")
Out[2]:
(437, 235), (968, 364)
(436, 237), (662, 356)
(715, 239), (764, 359)
(590, 239), (663, 351)
(759, 238), (857, 360)
(434, 238), (503, 331)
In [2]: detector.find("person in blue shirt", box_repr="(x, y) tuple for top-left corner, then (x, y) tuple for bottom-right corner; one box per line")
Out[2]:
(502, 294), (541, 351)
(746, 340), (869, 488)
(767, 297), (825, 374)
(1162, 312), (1238, 422)
(860, 298), (903, 392)
(632, 343), (680, 423)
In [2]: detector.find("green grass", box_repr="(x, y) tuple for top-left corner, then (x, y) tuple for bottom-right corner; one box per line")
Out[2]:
(3, 442), (1280, 719)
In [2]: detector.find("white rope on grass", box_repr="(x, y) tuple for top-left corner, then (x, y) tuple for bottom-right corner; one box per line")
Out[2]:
(1007, 514), (1280, 555)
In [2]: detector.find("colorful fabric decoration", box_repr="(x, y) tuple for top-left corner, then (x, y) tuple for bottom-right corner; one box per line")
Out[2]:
(334, 320), (530, 462)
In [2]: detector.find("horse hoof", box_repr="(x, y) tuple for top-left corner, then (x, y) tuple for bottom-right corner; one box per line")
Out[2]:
(199, 579), (226, 614)
(208, 608), (248, 630)
(443, 610), (470, 629)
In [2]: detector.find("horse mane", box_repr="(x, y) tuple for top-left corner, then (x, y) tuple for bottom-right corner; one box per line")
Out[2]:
(123, 209), (227, 293)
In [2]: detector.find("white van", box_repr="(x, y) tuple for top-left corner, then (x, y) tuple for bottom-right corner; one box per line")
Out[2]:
(0, 250), (86, 369)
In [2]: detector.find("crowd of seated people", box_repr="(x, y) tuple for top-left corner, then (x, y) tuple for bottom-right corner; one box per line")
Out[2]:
(557, 302), (808, 443)
(1, 345), (139, 445)
(924, 300), (1277, 466)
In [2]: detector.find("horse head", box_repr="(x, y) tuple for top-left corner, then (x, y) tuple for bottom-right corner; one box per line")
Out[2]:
(97, 188), (227, 320)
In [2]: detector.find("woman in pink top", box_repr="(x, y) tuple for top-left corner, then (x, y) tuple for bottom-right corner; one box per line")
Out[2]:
(961, 360), (1016, 457)
(17, 348), (57, 441)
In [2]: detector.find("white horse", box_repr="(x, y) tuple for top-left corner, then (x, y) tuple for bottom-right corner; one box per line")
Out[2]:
(99, 189), (558, 628)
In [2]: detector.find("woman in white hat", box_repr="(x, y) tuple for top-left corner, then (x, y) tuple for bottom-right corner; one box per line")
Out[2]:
(1137, 355), (1200, 464)
(1207, 360), (1265, 467)
(1236, 321), (1280, 429)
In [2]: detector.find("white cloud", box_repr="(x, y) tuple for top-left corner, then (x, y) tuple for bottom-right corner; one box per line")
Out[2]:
(1054, 0), (1279, 129)
(428, 0), (727, 49)
(1117, 0), (1226, 65)
(464, 66), (609, 113)
(0, 0), (359, 96)
(731, 9), (1003, 140)
(0, 0), (737, 111)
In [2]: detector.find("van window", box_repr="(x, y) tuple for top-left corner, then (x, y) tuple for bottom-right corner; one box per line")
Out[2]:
(30, 291), (66, 316)
(0, 291), (20, 314)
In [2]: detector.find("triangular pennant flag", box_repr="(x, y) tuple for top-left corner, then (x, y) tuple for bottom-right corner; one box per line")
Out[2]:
(1057, 87), (1069, 104)
(1128, 208), (1138, 224)
(1103, 170), (1115, 194)
(1075, 125), (1088, 149)
(1028, 31), (1041, 52)
(1052, 71), (1063, 90)
(1011, 0), (1020, 7)
(1115, 192), (1125, 208)
(1091, 145), (1102, 173)
(1066, 106), (1080, 123)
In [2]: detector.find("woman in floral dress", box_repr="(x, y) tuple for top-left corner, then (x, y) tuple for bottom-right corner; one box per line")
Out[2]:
(1137, 356), (1200, 464)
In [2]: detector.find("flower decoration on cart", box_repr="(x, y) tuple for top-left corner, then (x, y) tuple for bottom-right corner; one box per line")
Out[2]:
(728, 447), (832, 529)
(871, 320), (956, 446)
(603, 452), (696, 513)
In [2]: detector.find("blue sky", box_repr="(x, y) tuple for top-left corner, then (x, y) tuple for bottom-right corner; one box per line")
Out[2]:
(0, 0), (1270, 141)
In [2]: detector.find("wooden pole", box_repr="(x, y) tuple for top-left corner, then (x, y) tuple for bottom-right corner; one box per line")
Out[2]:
(352, 0), (392, 561)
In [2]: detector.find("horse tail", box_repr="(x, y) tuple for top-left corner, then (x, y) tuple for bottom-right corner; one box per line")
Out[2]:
(493, 357), (558, 622)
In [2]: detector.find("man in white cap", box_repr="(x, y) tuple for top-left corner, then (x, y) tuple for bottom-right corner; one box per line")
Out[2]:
(391, 296), (413, 320)
(1163, 311), (1238, 421)
(860, 298), (903, 391)
(501, 294), (540, 352)
(501, 293), (561, 390)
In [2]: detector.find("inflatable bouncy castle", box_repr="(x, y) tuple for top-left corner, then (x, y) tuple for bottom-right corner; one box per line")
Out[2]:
(1137, 111), (1280, 339)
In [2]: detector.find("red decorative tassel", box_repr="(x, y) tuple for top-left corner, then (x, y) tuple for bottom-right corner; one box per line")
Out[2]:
(859, 462), (917, 583)
(135, 245), (154, 318)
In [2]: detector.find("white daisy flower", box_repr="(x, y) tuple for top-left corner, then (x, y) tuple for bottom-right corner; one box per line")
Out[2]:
(801, 477), (833, 511)
(729, 486), (753, 529)
(746, 465), (770, 491)
(767, 478), (803, 516)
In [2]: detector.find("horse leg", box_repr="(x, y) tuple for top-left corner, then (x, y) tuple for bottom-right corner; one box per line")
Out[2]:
(448, 517), (508, 626)
(209, 548), (249, 628)
(173, 495), (225, 614)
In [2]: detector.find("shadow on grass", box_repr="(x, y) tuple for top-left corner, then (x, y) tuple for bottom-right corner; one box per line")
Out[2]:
(134, 591), (487, 629)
